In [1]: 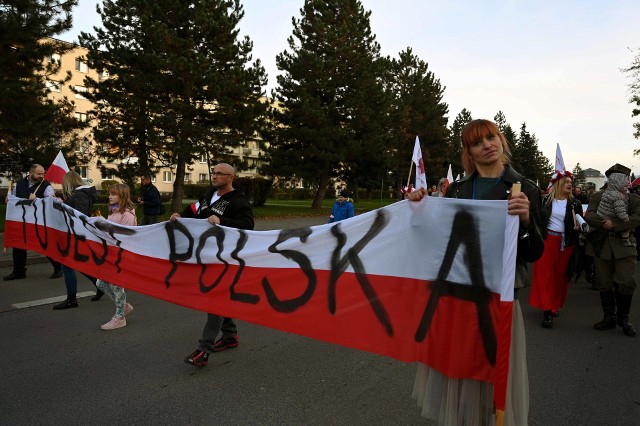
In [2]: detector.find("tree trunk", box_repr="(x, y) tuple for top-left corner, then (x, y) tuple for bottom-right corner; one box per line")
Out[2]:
(311, 175), (329, 209)
(171, 156), (186, 214)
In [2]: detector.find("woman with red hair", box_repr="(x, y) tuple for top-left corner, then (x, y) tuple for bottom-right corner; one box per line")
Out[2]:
(406, 119), (544, 425)
(530, 172), (583, 328)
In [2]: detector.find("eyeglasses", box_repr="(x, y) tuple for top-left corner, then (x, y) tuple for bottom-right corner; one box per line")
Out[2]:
(212, 171), (231, 177)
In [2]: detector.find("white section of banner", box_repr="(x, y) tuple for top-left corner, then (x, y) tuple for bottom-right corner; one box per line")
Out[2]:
(6, 195), (517, 300)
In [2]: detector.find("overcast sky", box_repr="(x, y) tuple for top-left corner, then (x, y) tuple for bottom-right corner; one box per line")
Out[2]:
(60, 0), (640, 177)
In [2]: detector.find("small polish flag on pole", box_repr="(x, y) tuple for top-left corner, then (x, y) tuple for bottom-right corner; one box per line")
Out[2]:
(412, 136), (427, 190)
(554, 143), (565, 174)
(442, 164), (454, 194)
(547, 143), (568, 190)
(44, 150), (69, 184)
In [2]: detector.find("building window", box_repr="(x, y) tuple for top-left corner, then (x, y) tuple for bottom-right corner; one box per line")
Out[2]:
(199, 154), (207, 163)
(74, 85), (87, 100)
(48, 53), (61, 65)
(184, 173), (191, 182)
(74, 141), (86, 153)
(75, 59), (88, 73)
(163, 171), (173, 182)
(46, 80), (61, 92)
(78, 166), (88, 179)
(199, 173), (208, 182)
(101, 170), (115, 180)
(74, 112), (88, 123)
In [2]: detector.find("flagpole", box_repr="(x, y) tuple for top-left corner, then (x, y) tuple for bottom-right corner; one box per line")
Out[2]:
(4, 180), (12, 253)
(406, 161), (414, 188)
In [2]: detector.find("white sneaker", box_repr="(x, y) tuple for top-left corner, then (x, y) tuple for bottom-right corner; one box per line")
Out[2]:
(124, 303), (133, 315)
(101, 316), (126, 330)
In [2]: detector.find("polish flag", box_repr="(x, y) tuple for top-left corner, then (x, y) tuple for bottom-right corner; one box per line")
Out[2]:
(442, 164), (454, 194)
(44, 150), (69, 184)
(412, 136), (427, 190)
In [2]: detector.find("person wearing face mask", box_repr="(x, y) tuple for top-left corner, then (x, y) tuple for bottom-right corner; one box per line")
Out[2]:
(586, 163), (640, 337)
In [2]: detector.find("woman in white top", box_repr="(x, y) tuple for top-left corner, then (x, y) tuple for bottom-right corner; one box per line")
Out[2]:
(529, 172), (583, 328)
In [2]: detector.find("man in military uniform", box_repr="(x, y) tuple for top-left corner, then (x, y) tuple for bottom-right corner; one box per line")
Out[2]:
(585, 163), (639, 336)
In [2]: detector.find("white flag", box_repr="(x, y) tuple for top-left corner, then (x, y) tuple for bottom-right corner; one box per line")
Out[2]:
(554, 143), (565, 174)
(412, 136), (427, 190)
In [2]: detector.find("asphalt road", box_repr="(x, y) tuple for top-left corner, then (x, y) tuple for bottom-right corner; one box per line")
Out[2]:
(1, 216), (639, 425)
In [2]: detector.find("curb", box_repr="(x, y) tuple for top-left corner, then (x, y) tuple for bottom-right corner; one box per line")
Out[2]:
(0, 254), (51, 269)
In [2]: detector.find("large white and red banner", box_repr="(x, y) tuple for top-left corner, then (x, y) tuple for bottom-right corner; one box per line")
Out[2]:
(5, 195), (517, 410)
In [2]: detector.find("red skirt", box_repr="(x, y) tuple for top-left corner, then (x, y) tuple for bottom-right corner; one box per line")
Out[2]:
(529, 234), (575, 312)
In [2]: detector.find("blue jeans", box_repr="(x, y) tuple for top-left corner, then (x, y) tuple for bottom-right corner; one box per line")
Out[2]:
(62, 264), (77, 296)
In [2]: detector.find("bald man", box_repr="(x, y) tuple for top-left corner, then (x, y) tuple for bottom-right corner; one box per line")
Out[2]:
(171, 163), (254, 367)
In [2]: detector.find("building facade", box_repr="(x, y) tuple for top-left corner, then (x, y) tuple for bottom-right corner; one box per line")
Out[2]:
(44, 40), (264, 193)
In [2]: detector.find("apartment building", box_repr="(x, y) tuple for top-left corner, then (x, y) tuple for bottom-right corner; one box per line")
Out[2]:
(44, 39), (264, 193)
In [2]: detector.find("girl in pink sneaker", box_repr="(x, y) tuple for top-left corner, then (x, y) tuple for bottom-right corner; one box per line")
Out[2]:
(96, 184), (137, 330)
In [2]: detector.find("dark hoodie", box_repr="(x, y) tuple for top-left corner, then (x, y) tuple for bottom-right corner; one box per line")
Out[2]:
(64, 185), (98, 216)
(180, 187), (254, 230)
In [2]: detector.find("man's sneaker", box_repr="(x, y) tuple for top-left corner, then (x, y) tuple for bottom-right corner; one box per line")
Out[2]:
(184, 349), (209, 367)
(213, 335), (238, 352)
(124, 303), (133, 315)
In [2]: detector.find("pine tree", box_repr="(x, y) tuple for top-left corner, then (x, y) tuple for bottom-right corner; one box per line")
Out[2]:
(622, 48), (640, 146)
(0, 0), (82, 178)
(513, 122), (552, 185)
(386, 48), (449, 194)
(266, 0), (389, 208)
(493, 111), (518, 169)
(79, 0), (267, 209)
(572, 163), (587, 186)
(448, 109), (473, 177)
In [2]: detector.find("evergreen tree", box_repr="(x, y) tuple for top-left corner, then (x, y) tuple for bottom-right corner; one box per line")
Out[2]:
(80, 0), (267, 209)
(622, 48), (640, 146)
(385, 48), (449, 194)
(493, 111), (518, 169)
(266, 0), (389, 208)
(447, 109), (472, 178)
(572, 162), (587, 186)
(513, 122), (552, 185)
(0, 0), (83, 179)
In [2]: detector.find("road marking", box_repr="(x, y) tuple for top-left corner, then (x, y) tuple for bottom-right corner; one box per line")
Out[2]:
(11, 291), (97, 309)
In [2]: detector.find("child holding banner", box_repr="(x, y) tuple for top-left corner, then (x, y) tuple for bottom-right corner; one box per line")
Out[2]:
(406, 119), (544, 426)
(95, 184), (137, 330)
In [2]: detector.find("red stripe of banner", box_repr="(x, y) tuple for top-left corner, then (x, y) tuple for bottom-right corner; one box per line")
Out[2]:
(6, 220), (512, 402)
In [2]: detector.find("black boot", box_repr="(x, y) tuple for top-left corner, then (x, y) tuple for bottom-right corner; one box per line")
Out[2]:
(615, 290), (637, 337)
(53, 295), (78, 310)
(91, 289), (104, 301)
(594, 290), (617, 330)
(3, 271), (26, 281)
(541, 310), (553, 328)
